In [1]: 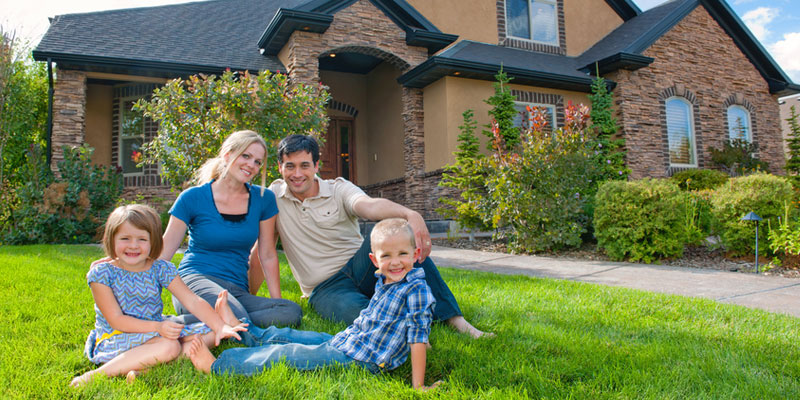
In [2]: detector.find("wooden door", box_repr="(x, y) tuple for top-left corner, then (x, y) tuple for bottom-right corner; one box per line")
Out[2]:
(319, 117), (356, 182)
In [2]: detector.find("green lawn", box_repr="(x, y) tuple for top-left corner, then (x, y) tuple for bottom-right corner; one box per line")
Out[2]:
(2, 245), (799, 399)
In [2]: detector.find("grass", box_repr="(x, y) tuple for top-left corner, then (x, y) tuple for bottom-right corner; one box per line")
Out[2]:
(2, 244), (800, 399)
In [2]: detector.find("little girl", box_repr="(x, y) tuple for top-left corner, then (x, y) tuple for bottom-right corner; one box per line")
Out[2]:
(71, 204), (247, 387)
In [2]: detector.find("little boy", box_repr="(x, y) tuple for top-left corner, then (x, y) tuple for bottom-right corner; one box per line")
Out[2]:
(187, 218), (437, 389)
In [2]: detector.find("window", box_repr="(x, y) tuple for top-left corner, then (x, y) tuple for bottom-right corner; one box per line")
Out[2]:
(727, 105), (751, 142)
(506, 0), (558, 45)
(513, 102), (556, 131)
(665, 97), (697, 166)
(119, 98), (144, 175)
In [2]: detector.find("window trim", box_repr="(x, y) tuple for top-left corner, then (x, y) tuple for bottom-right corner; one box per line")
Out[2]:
(665, 96), (698, 168)
(497, 0), (566, 55)
(118, 95), (145, 177)
(513, 101), (557, 131)
(726, 105), (752, 142)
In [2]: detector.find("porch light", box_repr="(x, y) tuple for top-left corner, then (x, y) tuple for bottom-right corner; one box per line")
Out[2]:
(740, 211), (762, 273)
(329, 53), (336, 58)
(453, 71), (461, 76)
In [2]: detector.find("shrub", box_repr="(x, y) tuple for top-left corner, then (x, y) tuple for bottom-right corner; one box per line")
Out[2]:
(595, 179), (687, 262)
(710, 173), (794, 256)
(708, 139), (769, 176)
(2, 145), (122, 244)
(784, 105), (800, 188)
(768, 201), (800, 258)
(670, 169), (729, 191)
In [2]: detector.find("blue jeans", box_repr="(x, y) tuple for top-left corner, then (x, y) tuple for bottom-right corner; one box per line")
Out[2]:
(211, 323), (380, 376)
(173, 274), (302, 328)
(309, 235), (462, 324)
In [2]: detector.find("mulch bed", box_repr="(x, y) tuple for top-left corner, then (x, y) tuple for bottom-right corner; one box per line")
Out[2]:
(433, 237), (800, 278)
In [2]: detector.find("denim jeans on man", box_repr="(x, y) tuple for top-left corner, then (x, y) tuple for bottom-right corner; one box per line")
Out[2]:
(211, 322), (380, 376)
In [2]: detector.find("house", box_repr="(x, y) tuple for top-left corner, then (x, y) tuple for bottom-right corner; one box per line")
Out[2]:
(33, 0), (800, 219)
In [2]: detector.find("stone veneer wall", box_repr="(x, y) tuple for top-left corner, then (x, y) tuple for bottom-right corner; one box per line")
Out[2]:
(283, 0), (432, 212)
(608, 6), (785, 179)
(51, 70), (87, 173)
(362, 169), (460, 220)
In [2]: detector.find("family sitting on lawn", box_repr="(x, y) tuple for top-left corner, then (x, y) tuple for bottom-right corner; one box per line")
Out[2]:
(73, 131), (491, 389)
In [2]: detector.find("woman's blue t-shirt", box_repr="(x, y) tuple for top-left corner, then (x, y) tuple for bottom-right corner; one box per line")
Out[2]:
(169, 181), (278, 290)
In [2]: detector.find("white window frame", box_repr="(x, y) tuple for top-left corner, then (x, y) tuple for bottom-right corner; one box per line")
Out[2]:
(505, 0), (559, 46)
(727, 105), (752, 142)
(665, 97), (698, 168)
(513, 101), (557, 131)
(118, 96), (145, 177)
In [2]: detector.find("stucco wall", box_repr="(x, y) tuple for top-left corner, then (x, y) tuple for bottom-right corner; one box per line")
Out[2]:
(563, 0), (623, 56)
(85, 84), (113, 166)
(406, 0), (497, 45)
(424, 76), (591, 171)
(365, 63), (405, 184)
(609, 6), (785, 178)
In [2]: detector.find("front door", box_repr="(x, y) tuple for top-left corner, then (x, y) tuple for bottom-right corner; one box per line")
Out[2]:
(319, 117), (356, 182)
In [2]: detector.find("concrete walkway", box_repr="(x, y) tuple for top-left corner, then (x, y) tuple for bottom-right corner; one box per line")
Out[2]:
(431, 245), (800, 318)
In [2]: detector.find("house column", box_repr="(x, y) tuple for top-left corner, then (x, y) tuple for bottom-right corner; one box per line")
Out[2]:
(50, 69), (87, 173)
(285, 32), (322, 85)
(401, 87), (425, 213)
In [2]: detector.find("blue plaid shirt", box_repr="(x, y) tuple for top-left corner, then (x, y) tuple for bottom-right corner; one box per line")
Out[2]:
(329, 268), (435, 370)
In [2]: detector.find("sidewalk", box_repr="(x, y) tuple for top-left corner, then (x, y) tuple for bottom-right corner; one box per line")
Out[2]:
(431, 245), (800, 318)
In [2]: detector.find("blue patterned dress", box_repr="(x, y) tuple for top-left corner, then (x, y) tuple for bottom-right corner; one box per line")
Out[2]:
(83, 259), (211, 364)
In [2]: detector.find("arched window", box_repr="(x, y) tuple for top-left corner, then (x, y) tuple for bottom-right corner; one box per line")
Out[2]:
(727, 105), (751, 142)
(665, 97), (697, 167)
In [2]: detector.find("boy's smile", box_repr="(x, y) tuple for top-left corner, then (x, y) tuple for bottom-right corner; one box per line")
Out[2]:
(369, 233), (421, 284)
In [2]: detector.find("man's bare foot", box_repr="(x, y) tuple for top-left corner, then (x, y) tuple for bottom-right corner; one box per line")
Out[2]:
(187, 337), (215, 374)
(125, 370), (141, 384)
(214, 290), (239, 326)
(69, 371), (94, 388)
(446, 316), (494, 339)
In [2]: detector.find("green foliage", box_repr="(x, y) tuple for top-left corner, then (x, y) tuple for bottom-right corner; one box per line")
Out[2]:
(438, 109), (492, 232)
(684, 190), (714, 246)
(708, 139), (769, 176)
(2, 145), (122, 244)
(670, 168), (729, 191)
(595, 179), (687, 262)
(483, 68), (520, 151)
(768, 201), (800, 257)
(587, 74), (628, 182)
(0, 29), (48, 227)
(134, 70), (330, 188)
(486, 105), (597, 252)
(710, 173), (794, 257)
(784, 106), (800, 187)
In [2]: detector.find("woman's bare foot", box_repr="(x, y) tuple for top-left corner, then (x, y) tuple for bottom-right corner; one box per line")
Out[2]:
(187, 337), (215, 374)
(214, 290), (239, 326)
(125, 370), (142, 384)
(446, 316), (494, 339)
(69, 371), (95, 388)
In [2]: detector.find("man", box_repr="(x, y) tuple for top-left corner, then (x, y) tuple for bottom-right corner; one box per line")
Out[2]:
(252, 134), (489, 338)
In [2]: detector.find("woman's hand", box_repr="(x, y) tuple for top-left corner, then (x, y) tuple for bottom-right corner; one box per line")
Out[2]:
(214, 322), (248, 345)
(157, 320), (184, 339)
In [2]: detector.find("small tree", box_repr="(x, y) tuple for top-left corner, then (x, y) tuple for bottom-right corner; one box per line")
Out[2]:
(134, 70), (330, 188)
(785, 105), (800, 187)
(587, 73), (628, 182)
(483, 68), (520, 152)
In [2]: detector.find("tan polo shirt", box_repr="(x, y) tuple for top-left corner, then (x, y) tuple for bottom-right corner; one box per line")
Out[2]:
(269, 177), (368, 297)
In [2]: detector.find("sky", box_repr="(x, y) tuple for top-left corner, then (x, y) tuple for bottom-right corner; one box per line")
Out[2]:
(2, 0), (799, 84)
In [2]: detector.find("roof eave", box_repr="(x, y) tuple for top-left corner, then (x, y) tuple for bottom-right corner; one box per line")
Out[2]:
(257, 8), (334, 55)
(604, 0), (642, 20)
(406, 30), (458, 54)
(398, 56), (609, 93)
(580, 52), (654, 75)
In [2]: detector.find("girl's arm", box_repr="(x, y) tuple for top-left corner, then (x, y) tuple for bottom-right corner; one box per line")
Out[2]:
(167, 277), (245, 345)
(257, 215), (282, 299)
(90, 282), (183, 339)
(160, 216), (188, 262)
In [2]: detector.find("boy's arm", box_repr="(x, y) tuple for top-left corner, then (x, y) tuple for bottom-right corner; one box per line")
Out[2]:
(410, 342), (427, 389)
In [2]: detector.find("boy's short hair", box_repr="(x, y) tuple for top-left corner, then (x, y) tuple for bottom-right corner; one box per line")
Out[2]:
(370, 218), (415, 250)
(102, 204), (163, 260)
(278, 134), (320, 164)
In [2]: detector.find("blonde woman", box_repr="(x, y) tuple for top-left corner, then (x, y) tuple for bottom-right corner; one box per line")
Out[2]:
(160, 130), (301, 327)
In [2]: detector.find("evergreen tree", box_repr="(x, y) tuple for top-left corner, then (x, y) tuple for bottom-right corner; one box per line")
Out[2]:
(784, 105), (800, 187)
(587, 72), (628, 181)
(484, 69), (520, 152)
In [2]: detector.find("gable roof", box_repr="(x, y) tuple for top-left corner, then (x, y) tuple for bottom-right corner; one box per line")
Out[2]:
(604, 0), (642, 20)
(33, 0), (303, 76)
(578, 0), (799, 96)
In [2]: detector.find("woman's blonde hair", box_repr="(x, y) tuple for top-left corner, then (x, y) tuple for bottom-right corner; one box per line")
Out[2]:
(102, 204), (163, 260)
(194, 130), (268, 189)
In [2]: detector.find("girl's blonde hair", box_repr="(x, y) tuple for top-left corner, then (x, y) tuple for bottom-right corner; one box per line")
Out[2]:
(194, 130), (268, 189)
(102, 204), (163, 260)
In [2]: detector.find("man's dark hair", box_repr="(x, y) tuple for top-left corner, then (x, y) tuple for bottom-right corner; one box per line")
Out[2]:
(278, 134), (320, 163)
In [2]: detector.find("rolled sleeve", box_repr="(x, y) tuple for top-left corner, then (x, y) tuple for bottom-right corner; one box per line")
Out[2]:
(405, 281), (435, 344)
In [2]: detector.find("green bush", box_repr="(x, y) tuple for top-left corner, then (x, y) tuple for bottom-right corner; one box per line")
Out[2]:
(708, 139), (769, 176)
(2, 145), (122, 244)
(595, 179), (687, 262)
(670, 169), (729, 191)
(710, 173), (794, 256)
(768, 201), (800, 257)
